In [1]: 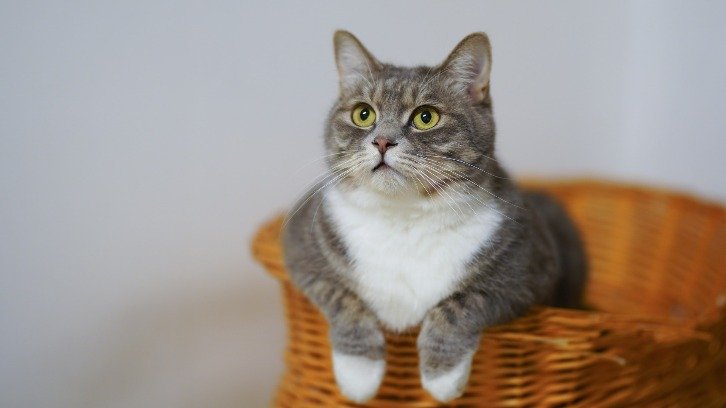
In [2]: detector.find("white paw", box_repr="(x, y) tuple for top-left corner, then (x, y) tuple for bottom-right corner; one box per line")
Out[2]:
(332, 352), (386, 403)
(421, 354), (473, 402)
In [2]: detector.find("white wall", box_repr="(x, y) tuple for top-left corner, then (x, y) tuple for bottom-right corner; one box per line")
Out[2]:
(1, 1), (724, 407)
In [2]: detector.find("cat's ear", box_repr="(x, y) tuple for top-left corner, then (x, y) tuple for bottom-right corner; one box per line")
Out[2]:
(333, 30), (381, 94)
(439, 33), (492, 103)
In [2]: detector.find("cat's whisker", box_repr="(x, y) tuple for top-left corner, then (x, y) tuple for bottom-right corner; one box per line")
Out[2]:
(423, 164), (520, 224)
(398, 155), (522, 225)
(284, 163), (361, 231)
(293, 155), (367, 200)
(395, 162), (435, 200)
(413, 166), (467, 222)
(397, 162), (474, 238)
(292, 151), (350, 174)
(411, 173), (434, 202)
(283, 157), (366, 231)
(417, 171), (465, 222)
(401, 161), (455, 208)
(412, 155), (526, 210)
(422, 168), (479, 216)
(309, 160), (367, 233)
(426, 154), (508, 179)
(416, 158), (523, 224)
(407, 154), (521, 208)
(400, 163), (435, 198)
(444, 168), (524, 209)
(420, 165), (479, 217)
(309, 195), (325, 234)
(442, 176), (521, 225)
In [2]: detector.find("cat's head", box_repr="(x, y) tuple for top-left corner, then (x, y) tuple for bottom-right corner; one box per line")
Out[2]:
(325, 31), (497, 201)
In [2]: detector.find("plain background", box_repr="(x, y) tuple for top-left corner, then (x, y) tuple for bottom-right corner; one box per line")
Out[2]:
(1, 1), (725, 407)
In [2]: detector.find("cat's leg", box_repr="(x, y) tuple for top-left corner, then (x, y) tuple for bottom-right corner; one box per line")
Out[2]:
(417, 290), (528, 402)
(330, 325), (385, 402)
(284, 210), (386, 402)
(417, 298), (479, 402)
(303, 278), (386, 403)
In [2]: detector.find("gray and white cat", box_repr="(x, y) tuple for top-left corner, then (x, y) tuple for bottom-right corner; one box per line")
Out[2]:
(282, 31), (587, 403)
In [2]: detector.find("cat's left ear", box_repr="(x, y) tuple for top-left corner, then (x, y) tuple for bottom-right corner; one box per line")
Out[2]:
(439, 33), (492, 103)
(333, 30), (381, 95)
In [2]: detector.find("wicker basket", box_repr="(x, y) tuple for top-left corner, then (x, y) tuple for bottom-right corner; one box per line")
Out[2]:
(252, 180), (726, 407)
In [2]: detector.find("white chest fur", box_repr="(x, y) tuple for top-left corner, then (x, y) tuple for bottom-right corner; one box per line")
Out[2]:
(326, 188), (503, 331)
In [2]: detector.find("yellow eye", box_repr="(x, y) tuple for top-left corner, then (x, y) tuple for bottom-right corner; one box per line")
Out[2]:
(351, 103), (376, 127)
(412, 106), (440, 130)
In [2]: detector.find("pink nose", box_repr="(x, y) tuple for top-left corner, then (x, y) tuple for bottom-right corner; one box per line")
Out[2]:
(373, 137), (397, 155)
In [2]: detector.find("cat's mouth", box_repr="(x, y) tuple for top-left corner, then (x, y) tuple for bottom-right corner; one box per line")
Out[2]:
(372, 161), (390, 172)
(372, 161), (401, 174)
(369, 160), (408, 192)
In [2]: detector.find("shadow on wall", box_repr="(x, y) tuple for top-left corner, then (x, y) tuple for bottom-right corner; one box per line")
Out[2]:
(81, 277), (285, 408)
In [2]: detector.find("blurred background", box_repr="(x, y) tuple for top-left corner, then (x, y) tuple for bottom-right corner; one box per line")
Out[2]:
(1, 1), (725, 407)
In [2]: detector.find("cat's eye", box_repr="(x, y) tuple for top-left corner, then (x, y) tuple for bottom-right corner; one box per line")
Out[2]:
(411, 106), (440, 131)
(351, 103), (376, 128)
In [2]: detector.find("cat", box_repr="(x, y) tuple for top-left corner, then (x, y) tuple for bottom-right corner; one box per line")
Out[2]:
(282, 30), (587, 403)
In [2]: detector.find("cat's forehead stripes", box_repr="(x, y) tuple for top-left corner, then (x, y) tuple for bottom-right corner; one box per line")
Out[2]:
(346, 67), (441, 117)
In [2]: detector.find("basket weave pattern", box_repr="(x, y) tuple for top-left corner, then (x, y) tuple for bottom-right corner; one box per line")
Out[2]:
(252, 181), (726, 407)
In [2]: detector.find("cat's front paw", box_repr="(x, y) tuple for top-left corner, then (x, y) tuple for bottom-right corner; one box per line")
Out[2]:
(332, 352), (386, 403)
(421, 353), (474, 402)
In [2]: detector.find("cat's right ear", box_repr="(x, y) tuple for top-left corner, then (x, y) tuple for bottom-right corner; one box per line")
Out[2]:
(333, 30), (381, 95)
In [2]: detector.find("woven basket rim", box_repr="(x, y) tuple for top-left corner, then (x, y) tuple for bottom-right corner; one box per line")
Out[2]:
(519, 177), (724, 207)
